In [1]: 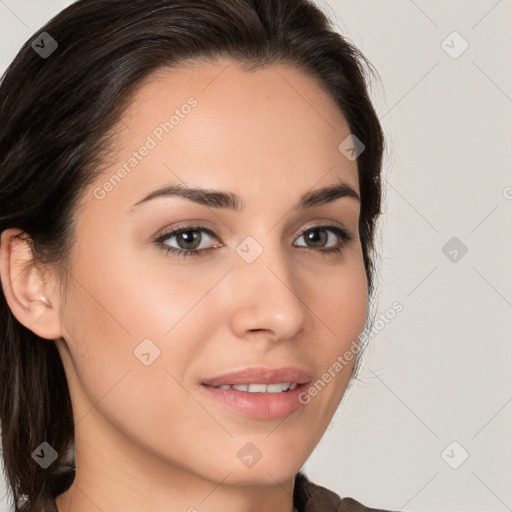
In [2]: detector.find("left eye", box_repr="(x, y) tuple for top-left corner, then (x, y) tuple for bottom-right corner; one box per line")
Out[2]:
(155, 224), (355, 258)
(158, 226), (219, 254)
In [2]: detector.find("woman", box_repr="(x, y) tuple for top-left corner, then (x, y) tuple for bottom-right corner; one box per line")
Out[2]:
(0, 0), (394, 511)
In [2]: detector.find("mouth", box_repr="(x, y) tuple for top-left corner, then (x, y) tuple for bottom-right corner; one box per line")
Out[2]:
(199, 366), (312, 420)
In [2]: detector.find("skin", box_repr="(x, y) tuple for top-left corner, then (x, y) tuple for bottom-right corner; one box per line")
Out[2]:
(0, 57), (367, 512)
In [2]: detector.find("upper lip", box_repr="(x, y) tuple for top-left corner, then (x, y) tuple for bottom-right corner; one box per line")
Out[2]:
(201, 366), (312, 387)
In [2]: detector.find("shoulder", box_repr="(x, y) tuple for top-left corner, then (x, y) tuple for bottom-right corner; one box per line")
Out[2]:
(293, 471), (400, 512)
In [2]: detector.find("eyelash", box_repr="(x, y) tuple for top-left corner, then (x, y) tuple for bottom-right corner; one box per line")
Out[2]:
(154, 223), (356, 259)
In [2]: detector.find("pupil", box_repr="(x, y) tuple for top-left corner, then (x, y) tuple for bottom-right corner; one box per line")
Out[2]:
(306, 228), (326, 247)
(177, 231), (200, 250)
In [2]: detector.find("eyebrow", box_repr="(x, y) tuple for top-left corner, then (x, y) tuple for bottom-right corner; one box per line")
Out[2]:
(128, 180), (360, 213)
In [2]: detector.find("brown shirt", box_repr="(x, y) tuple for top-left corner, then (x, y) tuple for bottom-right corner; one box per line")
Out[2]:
(293, 472), (399, 512)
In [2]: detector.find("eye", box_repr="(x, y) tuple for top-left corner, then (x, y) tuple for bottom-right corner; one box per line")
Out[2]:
(155, 223), (220, 258)
(293, 225), (355, 256)
(154, 223), (356, 258)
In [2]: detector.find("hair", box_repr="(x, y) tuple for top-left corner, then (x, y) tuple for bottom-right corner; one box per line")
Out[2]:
(0, 0), (385, 510)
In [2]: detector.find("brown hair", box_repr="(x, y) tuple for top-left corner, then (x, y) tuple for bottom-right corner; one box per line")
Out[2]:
(0, 0), (385, 510)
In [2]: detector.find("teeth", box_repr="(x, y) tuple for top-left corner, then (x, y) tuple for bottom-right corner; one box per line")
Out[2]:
(213, 382), (298, 393)
(248, 384), (267, 393)
(266, 383), (285, 393)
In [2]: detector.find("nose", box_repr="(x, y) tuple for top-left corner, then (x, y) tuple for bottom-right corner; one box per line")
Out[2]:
(227, 239), (310, 342)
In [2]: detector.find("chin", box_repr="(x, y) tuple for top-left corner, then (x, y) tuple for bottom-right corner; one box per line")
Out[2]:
(215, 450), (307, 487)
(224, 465), (301, 487)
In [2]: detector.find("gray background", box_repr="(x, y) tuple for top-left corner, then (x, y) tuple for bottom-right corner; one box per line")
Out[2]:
(1, 1), (511, 511)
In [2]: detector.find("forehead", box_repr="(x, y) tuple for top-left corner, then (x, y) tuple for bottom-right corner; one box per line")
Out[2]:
(121, 57), (353, 147)
(83, 57), (359, 215)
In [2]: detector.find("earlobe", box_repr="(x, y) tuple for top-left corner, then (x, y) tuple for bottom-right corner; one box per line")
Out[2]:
(0, 228), (63, 340)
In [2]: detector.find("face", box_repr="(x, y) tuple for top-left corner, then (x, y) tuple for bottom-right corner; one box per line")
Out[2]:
(54, 57), (367, 486)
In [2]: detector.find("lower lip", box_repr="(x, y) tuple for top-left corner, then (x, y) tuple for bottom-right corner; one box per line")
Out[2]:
(200, 383), (309, 420)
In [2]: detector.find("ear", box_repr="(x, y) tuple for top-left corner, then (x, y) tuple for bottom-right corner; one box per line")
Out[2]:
(0, 227), (64, 340)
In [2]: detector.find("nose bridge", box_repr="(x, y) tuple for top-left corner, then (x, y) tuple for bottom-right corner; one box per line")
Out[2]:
(228, 230), (309, 339)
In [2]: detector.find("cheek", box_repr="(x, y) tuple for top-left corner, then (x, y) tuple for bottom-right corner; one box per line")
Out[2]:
(59, 273), (240, 478)
(59, 266), (208, 446)
(306, 256), (368, 394)
(65, 222), (213, 341)
(312, 256), (368, 347)
(59, 236), (214, 411)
